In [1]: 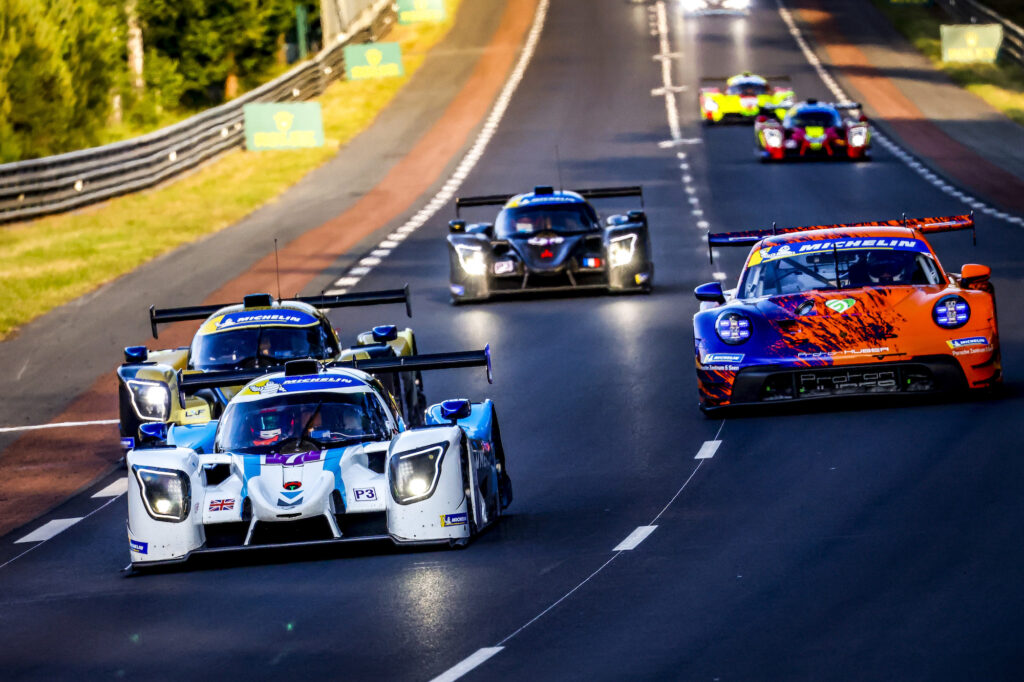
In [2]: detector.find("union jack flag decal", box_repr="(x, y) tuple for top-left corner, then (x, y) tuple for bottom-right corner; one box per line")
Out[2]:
(209, 499), (235, 512)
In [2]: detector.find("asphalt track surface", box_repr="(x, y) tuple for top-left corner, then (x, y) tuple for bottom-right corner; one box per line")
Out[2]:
(3, 0), (1024, 679)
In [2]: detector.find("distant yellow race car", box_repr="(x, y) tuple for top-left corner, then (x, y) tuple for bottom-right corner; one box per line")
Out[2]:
(699, 72), (794, 124)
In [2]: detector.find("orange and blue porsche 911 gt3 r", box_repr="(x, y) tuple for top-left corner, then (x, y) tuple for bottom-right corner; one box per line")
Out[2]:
(692, 215), (1000, 412)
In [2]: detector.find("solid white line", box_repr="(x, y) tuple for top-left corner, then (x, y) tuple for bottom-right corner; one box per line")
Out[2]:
(613, 525), (658, 551)
(429, 648), (505, 682)
(0, 419), (118, 434)
(92, 478), (128, 498)
(15, 518), (83, 544)
(695, 440), (721, 459)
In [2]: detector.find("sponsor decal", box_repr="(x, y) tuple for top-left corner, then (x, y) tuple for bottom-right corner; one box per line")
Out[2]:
(283, 481), (301, 491)
(245, 375), (364, 397)
(704, 353), (744, 364)
(265, 451), (324, 465)
(353, 487), (377, 502)
(244, 102), (325, 151)
(493, 260), (516, 275)
(214, 310), (317, 331)
(540, 249), (554, 259)
(120, 437), (135, 450)
(581, 257), (603, 268)
(209, 499), (235, 512)
(755, 238), (926, 264)
(450, 284), (466, 296)
(798, 347), (890, 359)
(513, 194), (579, 207)
(130, 539), (148, 554)
(947, 336), (989, 350)
(527, 235), (565, 246)
(825, 298), (857, 313)
(440, 512), (468, 527)
(397, 0), (446, 24)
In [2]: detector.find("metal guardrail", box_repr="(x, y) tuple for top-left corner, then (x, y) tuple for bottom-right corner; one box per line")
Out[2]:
(935, 0), (1024, 67)
(0, 0), (394, 225)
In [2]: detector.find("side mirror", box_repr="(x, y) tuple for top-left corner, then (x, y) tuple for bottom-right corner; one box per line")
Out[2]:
(449, 219), (466, 233)
(695, 281), (726, 303)
(439, 398), (472, 423)
(124, 345), (148, 363)
(960, 263), (991, 287)
(371, 324), (398, 342)
(472, 222), (495, 238)
(138, 422), (169, 447)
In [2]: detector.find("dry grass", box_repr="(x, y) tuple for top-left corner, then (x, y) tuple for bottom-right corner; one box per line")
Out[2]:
(0, 1), (459, 339)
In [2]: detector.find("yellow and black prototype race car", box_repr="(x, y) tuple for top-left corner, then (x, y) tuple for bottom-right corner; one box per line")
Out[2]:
(116, 288), (424, 452)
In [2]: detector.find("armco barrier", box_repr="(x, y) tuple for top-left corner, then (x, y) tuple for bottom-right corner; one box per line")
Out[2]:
(0, 0), (393, 225)
(934, 0), (1024, 67)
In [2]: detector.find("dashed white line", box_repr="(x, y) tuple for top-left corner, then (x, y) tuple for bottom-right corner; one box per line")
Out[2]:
(15, 518), (84, 544)
(613, 525), (658, 551)
(2, 494), (123, 570)
(92, 479), (128, 498)
(0, 419), (118, 434)
(324, 0), (552, 295)
(712, 271), (727, 281)
(429, 647), (505, 682)
(695, 439), (721, 459)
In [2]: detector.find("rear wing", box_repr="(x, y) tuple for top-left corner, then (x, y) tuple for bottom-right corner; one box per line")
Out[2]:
(148, 285), (411, 339)
(455, 186), (644, 216)
(179, 346), (493, 394)
(707, 213), (975, 263)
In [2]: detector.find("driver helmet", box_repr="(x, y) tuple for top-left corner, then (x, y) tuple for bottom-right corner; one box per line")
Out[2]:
(867, 250), (908, 284)
(251, 408), (293, 446)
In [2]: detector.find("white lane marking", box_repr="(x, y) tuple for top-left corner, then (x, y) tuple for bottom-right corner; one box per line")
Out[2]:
(326, 0), (552, 293)
(1, 494), (122, 570)
(712, 271), (727, 281)
(776, 0), (1023, 224)
(15, 518), (83, 544)
(92, 478), (128, 498)
(0, 419), (118, 434)
(613, 525), (658, 551)
(695, 439), (721, 459)
(429, 647), (505, 682)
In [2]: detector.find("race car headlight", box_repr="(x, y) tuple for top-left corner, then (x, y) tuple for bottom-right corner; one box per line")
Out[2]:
(716, 312), (752, 344)
(848, 126), (868, 148)
(389, 443), (446, 504)
(762, 127), (784, 148)
(133, 465), (191, 522)
(702, 97), (719, 112)
(126, 379), (171, 421)
(454, 244), (486, 276)
(723, 0), (749, 9)
(933, 295), (970, 329)
(608, 233), (638, 267)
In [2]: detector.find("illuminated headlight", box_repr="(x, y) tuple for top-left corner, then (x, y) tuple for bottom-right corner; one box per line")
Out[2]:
(133, 465), (190, 522)
(127, 379), (171, 421)
(608, 233), (638, 267)
(389, 444), (445, 504)
(933, 296), (970, 329)
(716, 312), (752, 344)
(723, 0), (749, 9)
(703, 97), (719, 112)
(454, 244), (486, 276)
(762, 127), (784, 148)
(848, 126), (868, 148)
(681, 0), (704, 11)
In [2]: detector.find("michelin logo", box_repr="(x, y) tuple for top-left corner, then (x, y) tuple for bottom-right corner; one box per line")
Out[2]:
(703, 353), (744, 364)
(216, 312), (313, 329)
(947, 336), (989, 350)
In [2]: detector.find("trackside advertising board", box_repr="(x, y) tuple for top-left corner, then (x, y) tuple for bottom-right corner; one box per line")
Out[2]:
(244, 103), (325, 151)
(397, 0), (446, 24)
(941, 24), (1003, 63)
(344, 42), (405, 80)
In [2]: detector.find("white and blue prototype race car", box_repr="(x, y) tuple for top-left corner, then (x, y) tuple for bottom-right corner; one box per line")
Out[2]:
(125, 348), (512, 568)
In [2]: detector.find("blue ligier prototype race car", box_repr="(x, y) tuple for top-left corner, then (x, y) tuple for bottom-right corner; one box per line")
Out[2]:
(125, 348), (512, 568)
(693, 214), (1000, 413)
(446, 185), (654, 303)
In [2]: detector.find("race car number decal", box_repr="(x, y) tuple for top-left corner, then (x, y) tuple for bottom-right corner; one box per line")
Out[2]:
(353, 487), (377, 502)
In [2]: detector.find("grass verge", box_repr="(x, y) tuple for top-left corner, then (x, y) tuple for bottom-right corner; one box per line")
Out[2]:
(0, 1), (459, 340)
(872, 0), (1024, 126)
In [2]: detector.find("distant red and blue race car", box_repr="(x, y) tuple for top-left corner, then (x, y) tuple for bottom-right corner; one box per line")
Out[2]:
(755, 99), (871, 161)
(693, 214), (1000, 412)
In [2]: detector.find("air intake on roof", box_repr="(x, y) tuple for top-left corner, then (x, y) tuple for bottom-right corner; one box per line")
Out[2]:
(243, 293), (274, 309)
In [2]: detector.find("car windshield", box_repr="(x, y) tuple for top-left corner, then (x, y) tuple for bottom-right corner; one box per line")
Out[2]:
(191, 325), (335, 371)
(739, 247), (942, 298)
(495, 204), (598, 239)
(787, 109), (840, 128)
(215, 391), (390, 454)
(726, 82), (767, 95)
